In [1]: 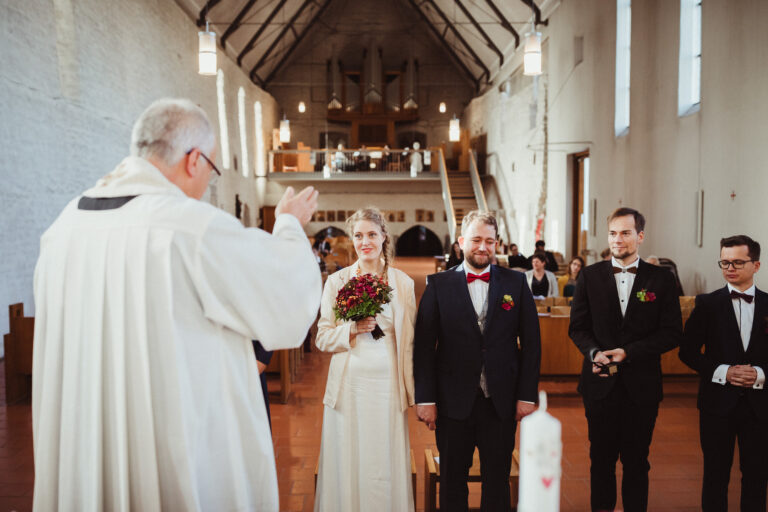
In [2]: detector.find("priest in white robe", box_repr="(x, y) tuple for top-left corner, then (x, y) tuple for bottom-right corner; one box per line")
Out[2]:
(32, 98), (321, 512)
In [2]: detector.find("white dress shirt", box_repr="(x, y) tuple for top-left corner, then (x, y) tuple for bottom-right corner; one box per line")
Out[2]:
(462, 262), (491, 316)
(711, 284), (765, 389)
(612, 256), (639, 317)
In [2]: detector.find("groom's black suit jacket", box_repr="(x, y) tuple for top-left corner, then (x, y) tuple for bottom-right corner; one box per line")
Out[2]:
(413, 265), (541, 420)
(569, 260), (682, 405)
(679, 286), (768, 421)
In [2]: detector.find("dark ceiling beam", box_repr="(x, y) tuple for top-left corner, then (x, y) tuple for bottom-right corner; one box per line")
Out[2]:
(237, 0), (289, 66)
(220, 0), (259, 48)
(196, 0), (223, 27)
(405, 0), (478, 91)
(249, 0), (315, 81)
(422, 0), (491, 83)
(520, 0), (549, 26)
(453, 0), (504, 65)
(262, 0), (333, 87)
(484, 0), (519, 47)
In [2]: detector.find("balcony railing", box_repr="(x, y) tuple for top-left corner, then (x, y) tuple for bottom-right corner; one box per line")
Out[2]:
(269, 148), (437, 175)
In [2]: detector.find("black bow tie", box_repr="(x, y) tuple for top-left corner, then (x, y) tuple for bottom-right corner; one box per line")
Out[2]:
(730, 290), (754, 304)
(612, 267), (637, 274)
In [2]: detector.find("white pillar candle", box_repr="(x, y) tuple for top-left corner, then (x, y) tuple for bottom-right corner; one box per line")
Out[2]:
(518, 390), (562, 512)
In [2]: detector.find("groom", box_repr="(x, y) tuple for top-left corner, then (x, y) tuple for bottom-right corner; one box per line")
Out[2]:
(414, 210), (541, 512)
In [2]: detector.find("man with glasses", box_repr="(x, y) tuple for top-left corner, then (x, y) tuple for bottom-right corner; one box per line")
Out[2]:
(680, 235), (768, 511)
(32, 98), (321, 511)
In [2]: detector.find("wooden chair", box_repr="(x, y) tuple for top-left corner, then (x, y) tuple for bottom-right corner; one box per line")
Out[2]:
(536, 305), (550, 314)
(315, 449), (417, 511)
(679, 296), (696, 308)
(550, 306), (571, 317)
(4, 303), (35, 404)
(553, 297), (569, 306)
(424, 447), (520, 511)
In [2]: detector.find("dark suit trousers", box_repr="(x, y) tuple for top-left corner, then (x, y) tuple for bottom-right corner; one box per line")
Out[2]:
(700, 396), (768, 512)
(584, 379), (658, 512)
(436, 390), (516, 512)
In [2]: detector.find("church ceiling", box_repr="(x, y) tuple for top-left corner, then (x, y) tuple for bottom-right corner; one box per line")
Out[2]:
(176, 0), (549, 92)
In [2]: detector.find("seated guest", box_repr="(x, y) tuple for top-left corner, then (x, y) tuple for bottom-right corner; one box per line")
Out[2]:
(525, 253), (559, 298)
(528, 240), (559, 272)
(600, 247), (612, 261)
(507, 243), (529, 269)
(558, 256), (585, 297)
(446, 240), (463, 269)
(646, 254), (660, 265)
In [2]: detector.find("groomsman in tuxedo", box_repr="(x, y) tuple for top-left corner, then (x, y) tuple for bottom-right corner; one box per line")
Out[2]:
(569, 207), (682, 512)
(679, 235), (768, 511)
(414, 210), (541, 512)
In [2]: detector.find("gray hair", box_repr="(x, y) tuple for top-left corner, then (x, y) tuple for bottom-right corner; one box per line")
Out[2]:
(460, 210), (498, 237)
(130, 98), (215, 166)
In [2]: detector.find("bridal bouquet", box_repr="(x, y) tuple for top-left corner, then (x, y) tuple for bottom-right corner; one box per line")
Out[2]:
(333, 273), (393, 340)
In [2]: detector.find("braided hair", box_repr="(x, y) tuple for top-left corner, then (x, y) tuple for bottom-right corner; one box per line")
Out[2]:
(346, 207), (393, 277)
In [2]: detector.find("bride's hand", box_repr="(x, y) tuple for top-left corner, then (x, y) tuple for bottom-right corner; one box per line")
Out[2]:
(352, 317), (377, 335)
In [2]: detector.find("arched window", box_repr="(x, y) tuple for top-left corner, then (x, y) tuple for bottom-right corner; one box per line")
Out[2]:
(238, 87), (249, 177)
(253, 101), (266, 177)
(216, 69), (231, 169)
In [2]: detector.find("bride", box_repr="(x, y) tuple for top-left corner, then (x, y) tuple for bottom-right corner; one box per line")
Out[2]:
(314, 207), (416, 512)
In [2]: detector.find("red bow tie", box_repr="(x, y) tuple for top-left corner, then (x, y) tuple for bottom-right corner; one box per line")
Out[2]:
(467, 272), (490, 283)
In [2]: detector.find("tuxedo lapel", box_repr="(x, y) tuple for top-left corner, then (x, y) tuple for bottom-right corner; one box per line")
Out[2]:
(747, 288), (768, 356)
(484, 266), (503, 330)
(718, 286), (747, 356)
(452, 268), (483, 338)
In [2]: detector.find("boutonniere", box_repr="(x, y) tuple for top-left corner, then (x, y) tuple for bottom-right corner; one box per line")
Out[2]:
(636, 289), (656, 303)
(502, 294), (515, 310)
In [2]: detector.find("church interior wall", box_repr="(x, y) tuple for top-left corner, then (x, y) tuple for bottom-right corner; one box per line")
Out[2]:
(465, 0), (768, 295)
(0, 0), (280, 354)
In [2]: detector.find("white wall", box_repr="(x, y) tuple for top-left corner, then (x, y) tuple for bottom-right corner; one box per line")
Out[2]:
(0, 0), (279, 354)
(465, 0), (768, 294)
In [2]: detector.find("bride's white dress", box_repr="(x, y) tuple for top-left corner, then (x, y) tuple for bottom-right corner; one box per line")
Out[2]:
(314, 302), (414, 512)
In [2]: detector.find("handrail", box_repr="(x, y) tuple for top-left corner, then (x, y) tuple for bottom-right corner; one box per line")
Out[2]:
(437, 148), (457, 244)
(268, 148), (435, 174)
(468, 150), (489, 212)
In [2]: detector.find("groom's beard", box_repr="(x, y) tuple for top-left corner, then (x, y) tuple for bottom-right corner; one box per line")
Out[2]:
(611, 247), (637, 261)
(465, 251), (490, 269)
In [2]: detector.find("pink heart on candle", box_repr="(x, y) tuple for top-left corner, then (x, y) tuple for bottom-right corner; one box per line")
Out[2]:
(541, 476), (554, 489)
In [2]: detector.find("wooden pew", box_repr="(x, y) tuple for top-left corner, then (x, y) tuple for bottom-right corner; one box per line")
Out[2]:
(4, 303), (34, 404)
(424, 447), (520, 511)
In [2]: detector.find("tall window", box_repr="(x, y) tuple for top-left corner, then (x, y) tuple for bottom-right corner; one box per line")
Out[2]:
(679, 0), (702, 115)
(216, 69), (231, 169)
(253, 101), (265, 177)
(615, 0), (631, 137)
(237, 88), (249, 178)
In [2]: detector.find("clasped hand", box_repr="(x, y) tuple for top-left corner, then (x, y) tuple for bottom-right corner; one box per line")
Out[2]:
(726, 365), (757, 387)
(592, 348), (627, 377)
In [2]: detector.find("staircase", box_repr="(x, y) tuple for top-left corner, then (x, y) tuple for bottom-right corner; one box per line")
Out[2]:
(446, 170), (478, 226)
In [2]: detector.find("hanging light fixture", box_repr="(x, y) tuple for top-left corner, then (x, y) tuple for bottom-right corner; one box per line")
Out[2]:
(198, 21), (217, 76)
(298, 101), (306, 113)
(439, 102), (446, 113)
(449, 116), (460, 142)
(279, 115), (291, 143)
(523, 31), (542, 76)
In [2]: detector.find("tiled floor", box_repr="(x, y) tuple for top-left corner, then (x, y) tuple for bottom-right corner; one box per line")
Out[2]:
(0, 257), (744, 511)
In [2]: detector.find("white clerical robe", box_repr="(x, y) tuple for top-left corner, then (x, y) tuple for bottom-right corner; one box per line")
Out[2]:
(32, 156), (321, 511)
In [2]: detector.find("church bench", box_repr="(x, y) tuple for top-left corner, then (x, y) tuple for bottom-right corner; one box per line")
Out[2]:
(424, 447), (520, 512)
(4, 303), (34, 404)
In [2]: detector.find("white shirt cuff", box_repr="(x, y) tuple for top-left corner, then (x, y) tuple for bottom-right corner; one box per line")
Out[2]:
(520, 400), (535, 404)
(754, 366), (765, 389)
(417, 402), (436, 406)
(712, 364), (729, 385)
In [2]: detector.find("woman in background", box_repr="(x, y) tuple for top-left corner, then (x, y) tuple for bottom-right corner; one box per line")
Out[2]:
(558, 256), (585, 297)
(314, 207), (416, 512)
(525, 253), (559, 298)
